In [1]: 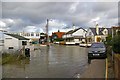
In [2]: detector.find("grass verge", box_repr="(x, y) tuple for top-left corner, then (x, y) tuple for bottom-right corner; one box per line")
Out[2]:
(2, 53), (26, 65)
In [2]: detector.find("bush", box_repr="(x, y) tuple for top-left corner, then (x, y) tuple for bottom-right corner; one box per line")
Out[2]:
(106, 35), (112, 46)
(112, 35), (120, 53)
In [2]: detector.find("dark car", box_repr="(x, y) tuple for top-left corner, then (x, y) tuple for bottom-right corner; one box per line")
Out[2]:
(88, 42), (107, 63)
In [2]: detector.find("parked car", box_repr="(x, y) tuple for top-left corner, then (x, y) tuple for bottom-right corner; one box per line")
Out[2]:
(88, 42), (107, 63)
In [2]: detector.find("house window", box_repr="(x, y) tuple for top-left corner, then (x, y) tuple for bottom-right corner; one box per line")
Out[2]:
(24, 33), (26, 36)
(26, 33), (30, 36)
(31, 33), (34, 36)
(0, 40), (4, 43)
(22, 41), (27, 45)
(24, 33), (29, 36)
(89, 32), (92, 35)
(8, 47), (14, 49)
(36, 33), (40, 36)
(5, 38), (12, 39)
(104, 31), (107, 35)
(54, 36), (57, 39)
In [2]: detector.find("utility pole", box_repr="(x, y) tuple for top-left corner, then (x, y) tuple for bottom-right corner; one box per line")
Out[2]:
(46, 19), (49, 46)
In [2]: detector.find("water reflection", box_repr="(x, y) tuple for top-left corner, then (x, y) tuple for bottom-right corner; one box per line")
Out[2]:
(3, 45), (88, 78)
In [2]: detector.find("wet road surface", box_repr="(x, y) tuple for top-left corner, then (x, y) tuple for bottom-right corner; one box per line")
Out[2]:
(3, 45), (88, 78)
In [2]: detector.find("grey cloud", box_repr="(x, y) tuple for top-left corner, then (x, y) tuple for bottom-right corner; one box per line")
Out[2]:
(1, 2), (118, 33)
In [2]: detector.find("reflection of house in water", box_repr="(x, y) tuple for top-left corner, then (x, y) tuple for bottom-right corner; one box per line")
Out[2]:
(86, 24), (112, 43)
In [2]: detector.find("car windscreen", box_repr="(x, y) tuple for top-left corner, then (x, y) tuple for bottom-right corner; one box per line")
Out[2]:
(91, 43), (105, 48)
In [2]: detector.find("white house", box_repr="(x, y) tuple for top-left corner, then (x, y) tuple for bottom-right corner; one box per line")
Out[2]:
(62, 27), (87, 45)
(14, 32), (41, 42)
(86, 24), (112, 43)
(0, 30), (7, 52)
(3, 33), (29, 51)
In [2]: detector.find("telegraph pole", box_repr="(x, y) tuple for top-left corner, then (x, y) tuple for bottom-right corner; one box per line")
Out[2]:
(46, 19), (49, 46)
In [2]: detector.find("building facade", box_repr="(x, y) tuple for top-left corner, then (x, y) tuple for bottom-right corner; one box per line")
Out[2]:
(3, 33), (29, 51)
(62, 27), (87, 44)
(51, 30), (65, 42)
(19, 32), (40, 43)
(86, 25), (112, 43)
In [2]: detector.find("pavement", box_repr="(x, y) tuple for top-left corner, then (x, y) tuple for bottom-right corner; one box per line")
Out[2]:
(80, 59), (106, 78)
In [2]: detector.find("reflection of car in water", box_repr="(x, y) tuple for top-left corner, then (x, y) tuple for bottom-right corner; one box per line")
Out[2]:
(88, 42), (107, 63)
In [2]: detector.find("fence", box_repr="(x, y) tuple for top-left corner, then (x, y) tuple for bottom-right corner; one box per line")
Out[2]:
(114, 54), (120, 79)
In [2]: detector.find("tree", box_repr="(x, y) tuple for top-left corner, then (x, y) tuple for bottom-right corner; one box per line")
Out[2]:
(106, 35), (112, 46)
(112, 31), (120, 53)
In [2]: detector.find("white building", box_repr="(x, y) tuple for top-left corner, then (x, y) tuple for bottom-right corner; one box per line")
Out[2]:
(18, 32), (40, 42)
(0, 30), (7, 52)
(3, 33), (29, 51)
(86, 24), (112, 43)
(62, 27), (87, 45)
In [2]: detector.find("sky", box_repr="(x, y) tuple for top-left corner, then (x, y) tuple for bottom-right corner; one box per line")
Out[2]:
(0, 0), (119, 35)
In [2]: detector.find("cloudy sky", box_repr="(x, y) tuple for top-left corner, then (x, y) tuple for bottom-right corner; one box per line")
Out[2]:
(0, 0), (119, 35)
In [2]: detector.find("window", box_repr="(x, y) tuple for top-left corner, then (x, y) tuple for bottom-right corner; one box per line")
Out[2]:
(8, 47), (14, 49)
(5, 38), (12, 39)
(24, 33), (27, 36)
(103, 29), (108, 35)
(104, 31), (107, 35)
(31, 33), (34, 36)
(26, 33), (30, 36)
(36, 33), (40, 36)
(22, 41), (27, 45)
(0, 40), (4, 43)
(89, 32), (92, 35)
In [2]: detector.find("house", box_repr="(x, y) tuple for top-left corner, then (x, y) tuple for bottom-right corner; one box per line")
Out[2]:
(112, 26), (120, 36)
(86, 24), (112, 43)
(51, 30), (65, 42)
(62, 27), (87, 45)
(18, 32), (40, 43)
(3, 33), (29, 51)
(0, 30), (7, 52)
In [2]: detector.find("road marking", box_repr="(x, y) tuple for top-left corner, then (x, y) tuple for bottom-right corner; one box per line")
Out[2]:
(105, 58), (108, 80)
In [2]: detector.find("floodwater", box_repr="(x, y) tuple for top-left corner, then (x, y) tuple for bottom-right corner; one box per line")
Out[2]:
(2, 44), (88, 78)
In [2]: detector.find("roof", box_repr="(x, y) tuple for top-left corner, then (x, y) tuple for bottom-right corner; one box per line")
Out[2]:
(5, 33), (29, 40)
(52, 32), (65, 38)
(66, 27), (87, 34)
(89, 27), (112, 35)
(89, 28), (97, 35)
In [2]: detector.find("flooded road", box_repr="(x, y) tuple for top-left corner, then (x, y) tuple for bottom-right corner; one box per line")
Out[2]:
(2, 45), (88, 78)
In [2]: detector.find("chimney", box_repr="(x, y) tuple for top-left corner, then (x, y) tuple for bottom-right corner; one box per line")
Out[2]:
(96, 24), (99, 35)
(73, 24), (76, 30)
